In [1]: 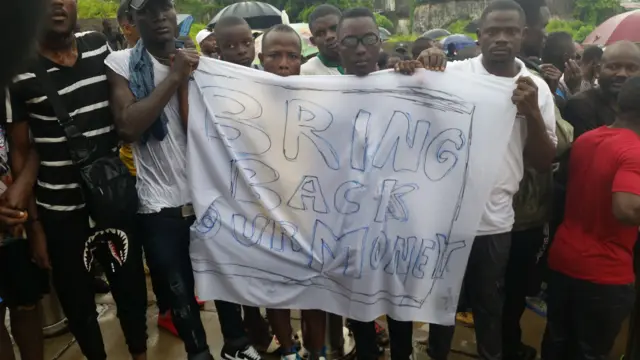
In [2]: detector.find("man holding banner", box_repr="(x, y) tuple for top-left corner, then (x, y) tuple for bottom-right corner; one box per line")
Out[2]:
(416, 1), (557, 359)
(105, 0), (261, 360)
(188, 5), (552, 360)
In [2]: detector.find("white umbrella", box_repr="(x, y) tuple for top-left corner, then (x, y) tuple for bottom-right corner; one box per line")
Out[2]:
(281, 10), (290, 25)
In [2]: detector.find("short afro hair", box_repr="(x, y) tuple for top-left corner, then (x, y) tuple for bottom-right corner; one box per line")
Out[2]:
(308, 4), (342, 31)
(338, 7), (377, 34)
(513, 0), (546, 26)
(117, 1), (133, 24)
(261, 24), (302, 53)
(618, 76), (640, 116)
(214, 16), (250, 35)
(582, 45), (604, 64)
(480, 0), (526, 27)
(542, 31), (574, 65)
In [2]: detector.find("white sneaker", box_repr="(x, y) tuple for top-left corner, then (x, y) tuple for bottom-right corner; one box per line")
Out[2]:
(222, 345), (262, 360)
(282, 354), (300, 360)
(265, 335), (281, 354)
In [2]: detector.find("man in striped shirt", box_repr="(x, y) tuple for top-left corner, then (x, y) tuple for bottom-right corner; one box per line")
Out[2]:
(7, 0), (148, 359)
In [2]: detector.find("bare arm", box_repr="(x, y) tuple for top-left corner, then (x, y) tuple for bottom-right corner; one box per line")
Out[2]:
(6, 122), (39, 208)
(107, 48), (199, 142)
(7, 121), (46, 260)
(107, 67), (183, 142)
(613, 192), (640, 226)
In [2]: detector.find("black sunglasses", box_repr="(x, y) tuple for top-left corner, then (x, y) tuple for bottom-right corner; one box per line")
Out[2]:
(341, 33), (380, 48)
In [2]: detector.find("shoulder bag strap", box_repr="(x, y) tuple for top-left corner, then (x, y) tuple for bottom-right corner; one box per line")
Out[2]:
(33, 60), (95, 165)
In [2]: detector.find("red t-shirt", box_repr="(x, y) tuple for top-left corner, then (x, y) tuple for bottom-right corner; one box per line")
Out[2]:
(549, 126), (640, 285)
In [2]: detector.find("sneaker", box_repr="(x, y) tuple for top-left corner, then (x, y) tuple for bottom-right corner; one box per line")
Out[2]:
(264, 335), (282, 354)
(298, 346), (308, 360)
(525, 297), (547, 318)
(504, 344), (537, 360)
(374, 320), (390, 346)
(282, 353), (301, 360)
(222, 345), (262, 360)
(157, 311), (179, 337)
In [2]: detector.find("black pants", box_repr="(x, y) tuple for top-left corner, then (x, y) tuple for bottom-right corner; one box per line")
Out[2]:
(542, 271), (635, 360)
(502, 226), (546, 356)
(42, 209), (147, 360)
(626, 238), (640, 357)
(350, 317), (412, 360)
(428, 232), (511, 360)
(140, 209), (249, 359)
(0, 240), (49, 307)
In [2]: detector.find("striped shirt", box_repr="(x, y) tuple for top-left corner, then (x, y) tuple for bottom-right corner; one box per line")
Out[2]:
(6, 31), (119, 212)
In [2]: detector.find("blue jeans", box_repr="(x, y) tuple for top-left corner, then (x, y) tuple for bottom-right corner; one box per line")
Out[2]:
(140, 210), (211, 359)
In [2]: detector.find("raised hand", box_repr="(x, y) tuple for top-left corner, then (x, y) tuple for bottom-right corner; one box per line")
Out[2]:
(417, 48), (447, 71)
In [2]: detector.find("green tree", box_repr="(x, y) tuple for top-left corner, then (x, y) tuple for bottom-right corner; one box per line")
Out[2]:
(574, 0), (624, 26)
(174, 0), (220, 23)
(77, 0), (118, 19)
(375, 13), (394, 32)
(293, 0), (374, 22)
(546, 18), (595, 43)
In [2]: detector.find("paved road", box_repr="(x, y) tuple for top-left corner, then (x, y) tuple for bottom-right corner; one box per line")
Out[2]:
(16, 290), (630, 359)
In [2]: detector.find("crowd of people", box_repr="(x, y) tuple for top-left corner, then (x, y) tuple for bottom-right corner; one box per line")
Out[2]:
(1, 0), (640, 360)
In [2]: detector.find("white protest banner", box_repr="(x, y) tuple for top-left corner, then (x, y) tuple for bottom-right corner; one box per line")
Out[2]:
(187, 58), (517, 324)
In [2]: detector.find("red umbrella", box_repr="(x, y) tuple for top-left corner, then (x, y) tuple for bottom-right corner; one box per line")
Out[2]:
(583, 10), (640, 46)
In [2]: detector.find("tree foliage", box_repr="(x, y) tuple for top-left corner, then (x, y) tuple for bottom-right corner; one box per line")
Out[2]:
(574, 0), (624, 26)
(78, 0), (387, 29)
(174, 0), (220, 23)
(375, 13), (394, 32)
(547, 18), (594, 43)
(77, 0), (118, 19)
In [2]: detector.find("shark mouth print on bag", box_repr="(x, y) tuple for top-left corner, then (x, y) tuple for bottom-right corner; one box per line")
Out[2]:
(83, 229), (130, 272)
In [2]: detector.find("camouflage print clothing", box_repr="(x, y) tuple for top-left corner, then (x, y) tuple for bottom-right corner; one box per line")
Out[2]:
(512, 67), (574, 231)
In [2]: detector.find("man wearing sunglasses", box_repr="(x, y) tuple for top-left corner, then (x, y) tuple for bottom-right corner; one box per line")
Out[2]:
(335, 10), (416, 360)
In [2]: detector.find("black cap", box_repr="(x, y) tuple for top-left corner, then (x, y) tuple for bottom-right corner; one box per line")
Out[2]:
(129, 0), (173, 11)
(129, 0), (149, 10)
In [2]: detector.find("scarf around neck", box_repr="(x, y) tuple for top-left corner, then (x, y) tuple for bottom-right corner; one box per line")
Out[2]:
(128, 39), (169, 143)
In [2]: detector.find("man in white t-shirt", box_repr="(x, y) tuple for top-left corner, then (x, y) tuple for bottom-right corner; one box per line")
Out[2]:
(105, 0), (262, 360)
(416, 1), (557, 359)
(301, 5), (344, 76)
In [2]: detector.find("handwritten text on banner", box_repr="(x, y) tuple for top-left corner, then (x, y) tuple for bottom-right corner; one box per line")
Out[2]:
(187, 59), (516, 324)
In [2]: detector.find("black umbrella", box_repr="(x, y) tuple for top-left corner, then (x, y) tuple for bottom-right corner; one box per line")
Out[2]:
(421, 28), (450, 40)
(208, 1), (282, 30)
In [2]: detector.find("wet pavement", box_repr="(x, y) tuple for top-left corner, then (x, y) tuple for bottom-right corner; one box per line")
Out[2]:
(7, 287), (630, 359)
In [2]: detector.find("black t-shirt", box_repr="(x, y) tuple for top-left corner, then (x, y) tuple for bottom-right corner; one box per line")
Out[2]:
(103, 30), (123, 51)
(7, 31), (119, 213)
(564, 88), (616, 140)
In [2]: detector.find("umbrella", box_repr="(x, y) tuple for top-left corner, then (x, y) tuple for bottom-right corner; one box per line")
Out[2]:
(441, 34), (476, 51)
(253, 23), (318, 64)
(583, 10), (640, 46)
(208, 1), (282, 30)
(379, 27), (392, 41)
(281, 10), (290, 25)
(422, 28), (450, 40)
(177, 14), (194, 37)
